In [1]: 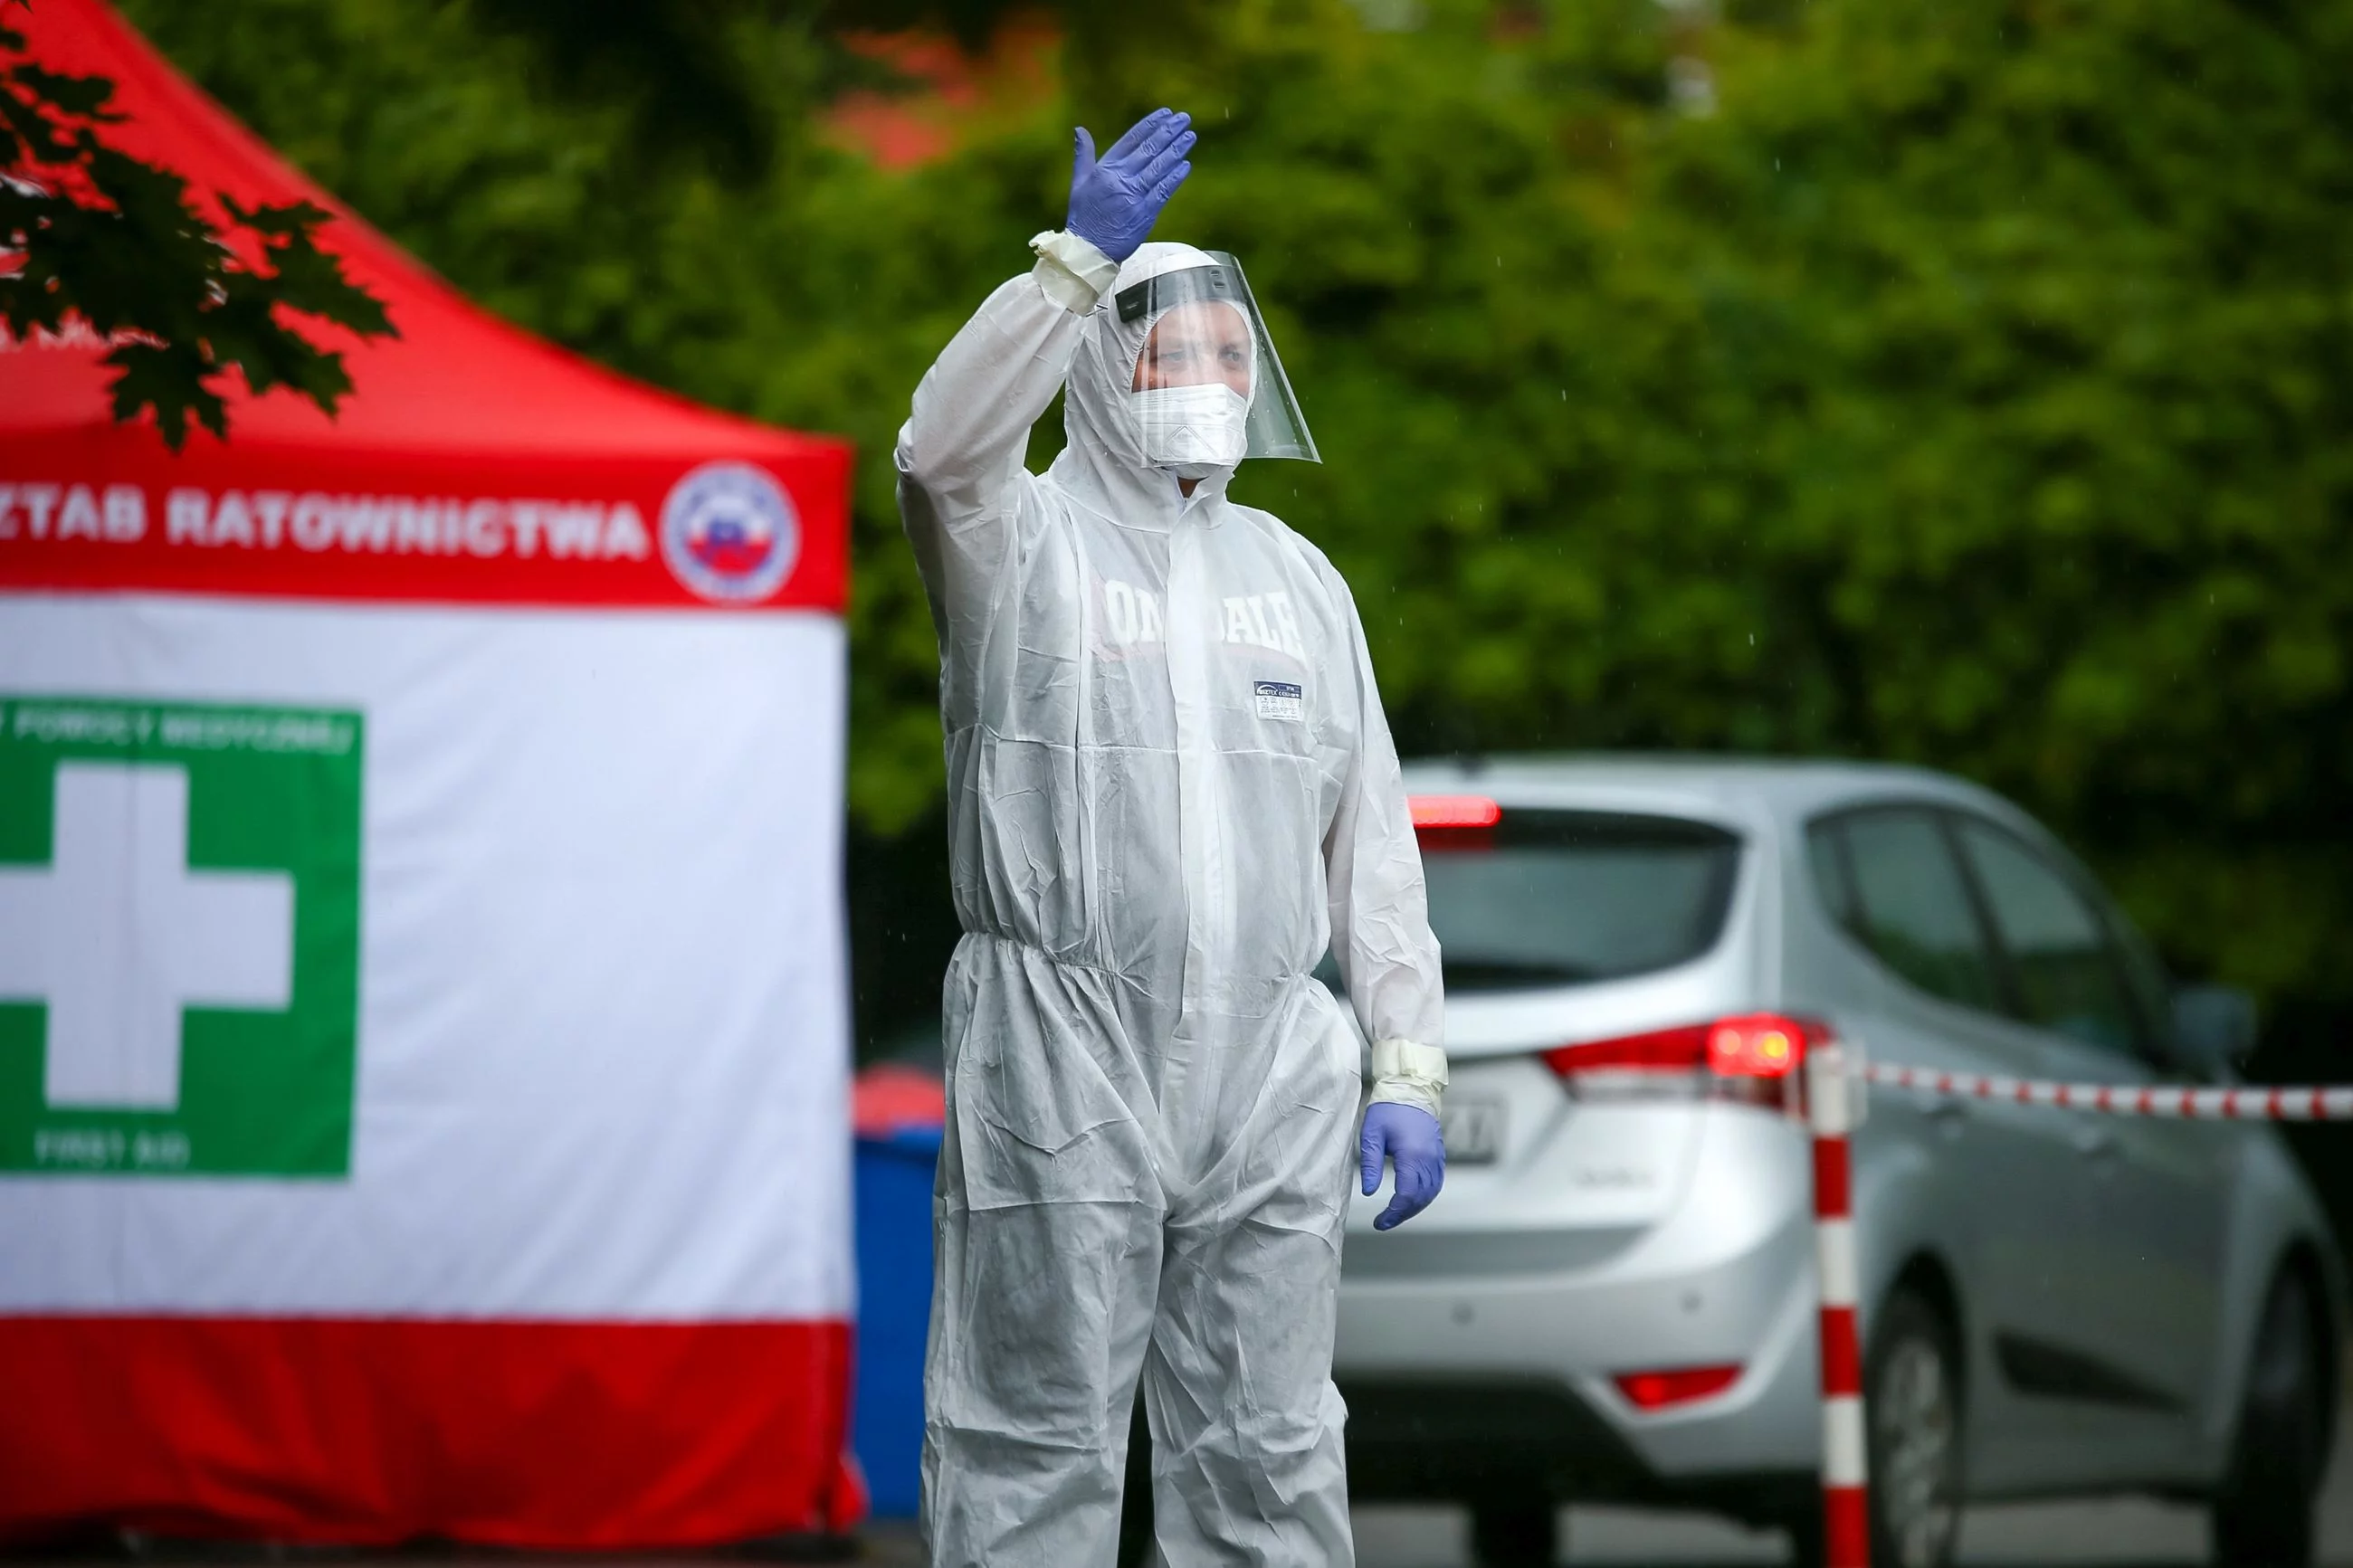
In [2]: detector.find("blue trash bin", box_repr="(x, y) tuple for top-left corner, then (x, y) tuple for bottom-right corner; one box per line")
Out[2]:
(852, 1123), (941, 1518)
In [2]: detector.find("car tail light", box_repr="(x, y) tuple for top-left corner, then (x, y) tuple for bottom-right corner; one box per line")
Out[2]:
(1540, 1024), (1711, 1079)
(1614, 1363), (1742, 1411)
(1408, 794), (1501, 829)
(1542, 1012), (1827, 1107)
(1706, 1014), (1805, 1079)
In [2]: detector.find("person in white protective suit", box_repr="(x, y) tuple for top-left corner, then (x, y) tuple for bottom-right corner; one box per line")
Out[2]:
(898, 108), (1449, 1566)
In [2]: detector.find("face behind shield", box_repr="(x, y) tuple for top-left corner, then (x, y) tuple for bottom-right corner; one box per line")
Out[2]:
(1108, 249), (1319, 483)
(1132, 300), (1255, 478)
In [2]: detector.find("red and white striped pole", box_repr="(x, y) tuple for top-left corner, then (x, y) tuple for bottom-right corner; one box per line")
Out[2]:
(1807, 1038), (1870, 1568)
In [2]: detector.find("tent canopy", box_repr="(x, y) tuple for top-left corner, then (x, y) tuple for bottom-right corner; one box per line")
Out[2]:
(0, 5), (862, 1546)
(1, 0), (848, 613)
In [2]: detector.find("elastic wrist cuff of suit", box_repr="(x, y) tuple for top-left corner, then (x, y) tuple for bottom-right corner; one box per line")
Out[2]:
(1030, 230), (1119, 314)
(1370, 1037), (1447, 1117)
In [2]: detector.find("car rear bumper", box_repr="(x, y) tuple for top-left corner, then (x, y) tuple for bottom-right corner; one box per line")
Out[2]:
(1338, 1375), (1815, 1525)
(1334, 1106), (1823, 1516)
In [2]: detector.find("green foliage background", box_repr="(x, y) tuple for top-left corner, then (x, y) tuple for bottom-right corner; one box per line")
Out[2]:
(110, 0), (2353, 1069)
(2, 5), (394, 445)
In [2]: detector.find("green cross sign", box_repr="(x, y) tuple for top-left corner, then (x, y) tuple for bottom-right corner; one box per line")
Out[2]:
(0, 697), (364, 1178)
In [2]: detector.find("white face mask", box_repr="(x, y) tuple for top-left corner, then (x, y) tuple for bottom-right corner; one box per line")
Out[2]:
(1133, 383), (1252, 480)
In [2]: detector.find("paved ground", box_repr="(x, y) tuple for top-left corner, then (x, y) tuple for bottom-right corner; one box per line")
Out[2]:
(1358, 1371), (2353, 1567)
(22, 1387), (2346, 1568)
(24, 1456), (2346, 1568)
(855, 1383), (2353, 1565)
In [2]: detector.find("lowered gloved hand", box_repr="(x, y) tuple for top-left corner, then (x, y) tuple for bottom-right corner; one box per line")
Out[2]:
(1360, 1102), (1444, 1231)
(1066, 108), (1196, 263)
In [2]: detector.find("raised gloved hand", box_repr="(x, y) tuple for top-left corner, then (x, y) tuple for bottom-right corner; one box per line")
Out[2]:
(1360, 1102), (1444, 1231)
(1066, 108), (1196, 263)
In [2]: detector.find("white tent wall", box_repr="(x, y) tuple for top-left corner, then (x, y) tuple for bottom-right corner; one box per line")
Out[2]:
(0, 594), (852, 1317)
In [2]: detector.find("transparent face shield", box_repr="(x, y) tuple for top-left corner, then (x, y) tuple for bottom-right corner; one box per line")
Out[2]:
(1117, 252), (1320, 466)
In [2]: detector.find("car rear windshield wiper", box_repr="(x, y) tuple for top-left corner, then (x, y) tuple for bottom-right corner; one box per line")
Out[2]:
(1440, 958), (1598, 993)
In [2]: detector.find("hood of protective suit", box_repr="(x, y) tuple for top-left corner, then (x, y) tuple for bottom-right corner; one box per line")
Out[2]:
(1053, 241), (1243, 520)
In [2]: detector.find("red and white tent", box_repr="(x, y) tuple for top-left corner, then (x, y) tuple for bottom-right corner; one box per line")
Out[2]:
(0, 0), (862, 1547)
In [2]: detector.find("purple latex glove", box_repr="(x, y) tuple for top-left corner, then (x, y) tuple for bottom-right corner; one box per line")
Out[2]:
(1065, 108), (1196, 263)
(1360, 1102), (1445, 1231)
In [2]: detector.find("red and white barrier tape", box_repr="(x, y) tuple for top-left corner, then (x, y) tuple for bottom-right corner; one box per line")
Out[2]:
(1805, 1042), (1871, 1568)
(1861, 1064), (2353, 1120)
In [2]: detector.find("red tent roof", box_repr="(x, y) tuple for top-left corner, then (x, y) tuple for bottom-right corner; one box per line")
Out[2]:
(1, 0), (848, 613)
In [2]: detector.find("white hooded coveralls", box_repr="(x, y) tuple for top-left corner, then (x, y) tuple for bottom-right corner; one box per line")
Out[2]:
(899, 236), (1445, 1566)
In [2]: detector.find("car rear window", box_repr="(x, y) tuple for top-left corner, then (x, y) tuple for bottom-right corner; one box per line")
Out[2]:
(1414, 810), (1742, 993)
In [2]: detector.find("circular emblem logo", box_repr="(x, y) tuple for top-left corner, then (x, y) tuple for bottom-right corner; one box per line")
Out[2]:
(660, 461), (800, 603)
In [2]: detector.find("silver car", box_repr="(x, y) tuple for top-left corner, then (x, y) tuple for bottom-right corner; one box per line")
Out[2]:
(1333, 755), (2343, 1568)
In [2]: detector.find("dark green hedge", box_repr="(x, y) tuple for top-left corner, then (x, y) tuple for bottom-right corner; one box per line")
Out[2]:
(118, 0), (2353, 1027)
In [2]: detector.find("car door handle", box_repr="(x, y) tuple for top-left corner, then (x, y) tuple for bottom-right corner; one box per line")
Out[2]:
(1924, 1098), (1967, 1136)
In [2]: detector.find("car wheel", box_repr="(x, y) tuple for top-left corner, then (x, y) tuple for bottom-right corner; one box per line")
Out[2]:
(1866, 1288), (1963, 1568)
(2212, 1268), (2326, 1568)
(1469, 1498), (1559, 1565)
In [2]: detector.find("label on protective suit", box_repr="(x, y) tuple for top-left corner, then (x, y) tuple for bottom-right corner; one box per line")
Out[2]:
(1253, 680), (1304, 722)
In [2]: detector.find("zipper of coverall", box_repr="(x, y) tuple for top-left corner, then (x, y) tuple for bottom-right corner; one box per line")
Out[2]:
(1063, 515), (1102, 965)
(1160, 507), (1223, 1163)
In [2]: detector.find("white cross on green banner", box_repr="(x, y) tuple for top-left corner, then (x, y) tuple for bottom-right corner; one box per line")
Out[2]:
(0, 698), (364, 1177)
